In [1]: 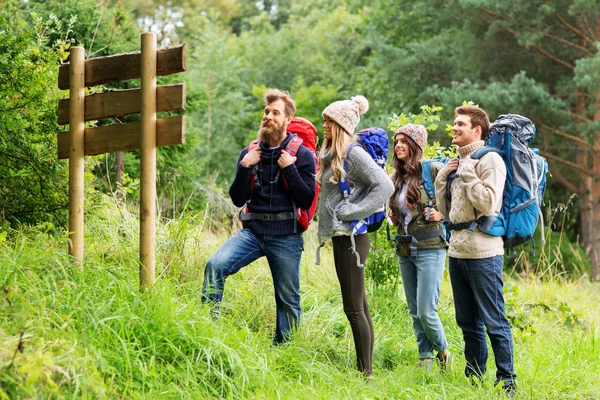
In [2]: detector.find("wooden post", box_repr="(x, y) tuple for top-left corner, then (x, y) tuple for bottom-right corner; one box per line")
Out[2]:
(139, 33), (157, 288)
(68, 47), (85, 263)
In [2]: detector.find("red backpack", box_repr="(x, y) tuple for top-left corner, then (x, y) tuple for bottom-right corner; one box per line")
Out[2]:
(242, 117), (320, 232)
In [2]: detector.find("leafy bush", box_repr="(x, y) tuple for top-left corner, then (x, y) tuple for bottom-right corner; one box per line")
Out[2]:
(0, 15), (67, 229)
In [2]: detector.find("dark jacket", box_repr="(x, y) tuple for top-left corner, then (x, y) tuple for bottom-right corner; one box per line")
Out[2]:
(229, 133), (316, 235)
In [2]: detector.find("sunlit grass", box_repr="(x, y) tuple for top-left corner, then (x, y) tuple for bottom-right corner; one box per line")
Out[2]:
(1, 194), (598, 399)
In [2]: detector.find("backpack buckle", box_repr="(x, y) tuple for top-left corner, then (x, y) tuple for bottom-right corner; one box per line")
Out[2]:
(263, 214), (275, 221)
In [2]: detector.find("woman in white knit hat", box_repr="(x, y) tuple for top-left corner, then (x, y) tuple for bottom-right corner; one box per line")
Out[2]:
(388, 124), (450, 369)
(317, 95), (393, 378)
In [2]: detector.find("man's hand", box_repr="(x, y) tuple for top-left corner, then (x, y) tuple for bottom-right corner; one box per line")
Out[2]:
(460, 157), (480, 169)
(423, 207), (444, 222)
(240, 147), (261, 168)
(439, 157), (459, 177)
(278, 150), (297, 168)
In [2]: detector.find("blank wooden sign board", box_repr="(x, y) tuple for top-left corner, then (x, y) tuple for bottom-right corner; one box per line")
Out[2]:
(57, 33), (186, 288)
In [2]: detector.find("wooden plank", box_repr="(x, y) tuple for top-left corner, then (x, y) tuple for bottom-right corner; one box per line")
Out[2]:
(57, 116), (185, 159)
(57, 84), (186, 125)
(57, 45), (186, 90)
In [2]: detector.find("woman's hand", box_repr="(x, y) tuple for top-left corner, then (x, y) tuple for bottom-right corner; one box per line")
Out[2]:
(423, 207), (444, 222)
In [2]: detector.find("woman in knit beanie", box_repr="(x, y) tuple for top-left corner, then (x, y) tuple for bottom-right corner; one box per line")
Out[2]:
(388, 124), (451, 369)
(316, 96), (394, 378)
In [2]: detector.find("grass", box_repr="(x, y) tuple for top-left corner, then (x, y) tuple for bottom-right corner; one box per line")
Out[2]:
(1, 195), (599, 399)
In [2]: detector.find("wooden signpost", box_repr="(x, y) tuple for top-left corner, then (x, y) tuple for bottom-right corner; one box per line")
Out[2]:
(57, 33), (186, 288)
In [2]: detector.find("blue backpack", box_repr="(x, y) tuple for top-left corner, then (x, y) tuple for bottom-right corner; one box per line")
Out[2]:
(447, 114), (549, 249)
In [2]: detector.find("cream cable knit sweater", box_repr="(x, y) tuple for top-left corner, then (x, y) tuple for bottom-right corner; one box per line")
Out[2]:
(434, 140), (506, 259)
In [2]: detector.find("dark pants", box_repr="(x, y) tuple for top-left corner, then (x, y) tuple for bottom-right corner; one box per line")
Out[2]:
(449, 256), (516, 386)
(332, 234), (373, 375)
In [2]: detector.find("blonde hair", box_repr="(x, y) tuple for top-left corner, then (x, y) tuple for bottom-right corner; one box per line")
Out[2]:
(316, 121), (356, 185)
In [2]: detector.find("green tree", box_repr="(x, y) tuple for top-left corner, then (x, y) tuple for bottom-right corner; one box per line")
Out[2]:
(0, 13), (67, 228)
(363, 0), (600, 280)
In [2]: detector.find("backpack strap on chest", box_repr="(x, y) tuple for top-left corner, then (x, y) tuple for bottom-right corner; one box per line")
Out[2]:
(338, 143), (359, 198)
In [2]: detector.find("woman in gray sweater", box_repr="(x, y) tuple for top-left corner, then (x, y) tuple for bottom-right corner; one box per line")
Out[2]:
(317, 95), (393, 378)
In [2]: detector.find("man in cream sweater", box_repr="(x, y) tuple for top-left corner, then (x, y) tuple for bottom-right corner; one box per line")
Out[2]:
(435, 106), (516, 395)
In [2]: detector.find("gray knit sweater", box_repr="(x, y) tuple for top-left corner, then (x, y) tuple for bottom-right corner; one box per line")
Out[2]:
(317, 145), (394, 241)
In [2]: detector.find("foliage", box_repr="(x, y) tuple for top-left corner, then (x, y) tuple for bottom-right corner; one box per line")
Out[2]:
(388, 104), (458, 159)
(0, 14), (68, 229)
(1, 0), (595, 274)
(1, 198), (599, 398)
(364, 229), (399, 294)
(508, 196), (591, 278)
(16, 0), (140, 57)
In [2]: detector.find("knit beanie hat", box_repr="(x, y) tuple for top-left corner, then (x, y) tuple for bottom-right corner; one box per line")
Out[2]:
(395, 124), (427, 150)
(322, 95), (369, 134)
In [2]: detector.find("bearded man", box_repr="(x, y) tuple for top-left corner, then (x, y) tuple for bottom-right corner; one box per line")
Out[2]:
(201, 88), (316, 344)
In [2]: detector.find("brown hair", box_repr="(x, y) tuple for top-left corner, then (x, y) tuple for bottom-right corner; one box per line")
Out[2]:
(390, 132), (422, 210)
(264, 88), (296, 118)
(455, 105), (490, 140)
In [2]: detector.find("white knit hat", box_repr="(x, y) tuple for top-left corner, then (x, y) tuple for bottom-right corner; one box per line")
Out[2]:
(322, 95), (369, 134)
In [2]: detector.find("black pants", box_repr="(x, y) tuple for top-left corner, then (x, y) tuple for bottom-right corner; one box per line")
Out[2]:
(332, 234), (373, 375)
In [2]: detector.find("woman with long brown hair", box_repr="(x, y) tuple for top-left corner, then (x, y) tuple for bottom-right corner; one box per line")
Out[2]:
(389, 124), (450, 368)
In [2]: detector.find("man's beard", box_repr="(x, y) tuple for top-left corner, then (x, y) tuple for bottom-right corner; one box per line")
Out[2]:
(259, 120), (286, 147)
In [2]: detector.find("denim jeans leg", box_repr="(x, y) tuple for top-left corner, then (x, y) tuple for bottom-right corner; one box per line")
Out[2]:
(449, 257), (488, 379)
(265, 233), (303, 343)
(202, 229), (263, 304)
(414, 248), (448, 355)
(467, 256), (516, 386)
(399, 255), (433, 359)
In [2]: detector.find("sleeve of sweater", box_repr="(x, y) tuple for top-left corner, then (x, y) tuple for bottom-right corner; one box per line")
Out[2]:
(281, 146), (317, 210)
(337, 147), (394, 221)
(459, 153), (507, 215)
(434, 167), (449, 218)
(228, 149), (253, 207)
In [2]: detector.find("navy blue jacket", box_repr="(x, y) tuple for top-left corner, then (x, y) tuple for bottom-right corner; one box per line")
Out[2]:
(229, 133), (316, 235)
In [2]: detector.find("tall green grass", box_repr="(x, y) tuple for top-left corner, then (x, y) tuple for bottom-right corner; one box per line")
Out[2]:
(1, 194), (599, 399)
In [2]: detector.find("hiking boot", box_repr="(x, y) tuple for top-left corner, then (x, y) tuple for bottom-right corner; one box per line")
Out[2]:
(436, 349), (452, 371)
(502, 382), (517, 398)
(416, 358), (433, 370)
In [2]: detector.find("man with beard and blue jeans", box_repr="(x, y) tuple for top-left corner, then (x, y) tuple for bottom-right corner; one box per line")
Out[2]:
(434, 105), (517, 396)
(201, 88), (316, 344)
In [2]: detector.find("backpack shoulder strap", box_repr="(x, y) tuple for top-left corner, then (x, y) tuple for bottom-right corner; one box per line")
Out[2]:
(248, 139), (260, 152)
(470, 146), (499, 160)
(421, 160), (435, 200)
(248, 139), (260, 190)
(338, 143), (359, 197)
(285, 134), (303, 157)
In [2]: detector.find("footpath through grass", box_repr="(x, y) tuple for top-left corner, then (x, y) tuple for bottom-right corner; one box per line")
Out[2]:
(1, 197), (599, 399)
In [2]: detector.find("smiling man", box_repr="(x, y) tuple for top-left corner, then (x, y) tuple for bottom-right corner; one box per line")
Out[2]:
(201, 88), (316, 344)
(434, 106), (517, 395)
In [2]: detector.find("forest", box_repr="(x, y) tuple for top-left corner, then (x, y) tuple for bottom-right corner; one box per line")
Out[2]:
(1, 0), (599, 398)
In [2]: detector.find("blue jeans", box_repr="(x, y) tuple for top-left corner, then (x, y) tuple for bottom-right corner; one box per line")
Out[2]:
(399, 248), (448, 359)
(202, 228), (303, 344)
(449, 256), (516, 386)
